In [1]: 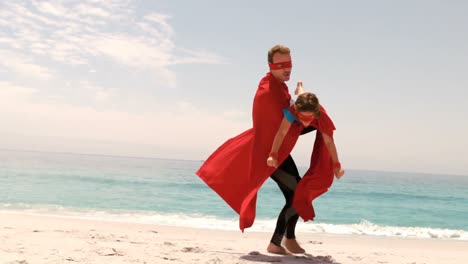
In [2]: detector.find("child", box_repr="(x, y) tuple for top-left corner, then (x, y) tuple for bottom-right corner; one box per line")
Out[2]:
(267, 82), (345, 178)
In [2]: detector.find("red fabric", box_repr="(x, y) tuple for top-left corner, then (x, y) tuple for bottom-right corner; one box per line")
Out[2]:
(293, 106), (336, 221)
(196, 73), (336, 231)
(268, 61), (292, 70)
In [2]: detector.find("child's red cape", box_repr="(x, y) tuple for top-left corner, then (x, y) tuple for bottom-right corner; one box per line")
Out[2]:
(196, 73), (336, 231)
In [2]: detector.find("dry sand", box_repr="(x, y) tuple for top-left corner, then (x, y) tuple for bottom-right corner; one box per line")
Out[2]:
(1, 212), (466, 264)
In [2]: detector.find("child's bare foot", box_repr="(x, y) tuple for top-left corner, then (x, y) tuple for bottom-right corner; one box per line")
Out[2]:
(267, 242), (288, 255)
(284, 238), (305, 254)
(295, 81), (303, 95)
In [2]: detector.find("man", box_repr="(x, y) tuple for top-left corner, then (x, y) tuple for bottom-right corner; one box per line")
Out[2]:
(197, 44), (328, 255)
(253, 45), (314, 254)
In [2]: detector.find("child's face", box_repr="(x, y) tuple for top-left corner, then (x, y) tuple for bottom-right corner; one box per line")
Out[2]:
(296, 111), (315, 127)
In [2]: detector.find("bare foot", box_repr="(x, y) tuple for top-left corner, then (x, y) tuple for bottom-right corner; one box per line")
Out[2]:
(284, 238), (305, 254)
(266, 242), (287, 255)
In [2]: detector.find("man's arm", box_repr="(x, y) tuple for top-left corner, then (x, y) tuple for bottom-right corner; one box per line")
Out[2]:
(267, 117), (291, 168)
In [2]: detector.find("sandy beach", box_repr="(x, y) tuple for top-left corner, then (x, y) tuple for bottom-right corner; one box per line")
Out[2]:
(0, 212), (466, 264)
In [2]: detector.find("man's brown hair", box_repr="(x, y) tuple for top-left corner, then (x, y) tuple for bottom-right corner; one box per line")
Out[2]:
(268, 45), (291, 63)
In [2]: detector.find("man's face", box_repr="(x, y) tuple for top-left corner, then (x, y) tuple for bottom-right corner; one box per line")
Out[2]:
(270, 53), (292, 83)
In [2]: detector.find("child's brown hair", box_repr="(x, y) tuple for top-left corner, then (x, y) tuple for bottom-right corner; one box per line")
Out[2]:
(295, 92), (320, 117)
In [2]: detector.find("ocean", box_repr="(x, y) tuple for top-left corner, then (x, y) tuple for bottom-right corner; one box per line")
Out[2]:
(1, 149), (467, 240)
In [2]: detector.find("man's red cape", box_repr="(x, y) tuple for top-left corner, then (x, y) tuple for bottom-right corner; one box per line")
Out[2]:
(196, 73), (336, 231)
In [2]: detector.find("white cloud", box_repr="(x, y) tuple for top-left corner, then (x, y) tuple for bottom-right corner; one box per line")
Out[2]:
(0, 0), (224, 89)
(33, 1), (68, 17)
(143, 13), (174, 38)
(173, 48), (226, 65)
(0, 1), (234, 166)
(0, 81), (248, 155)
(0, 81), (37, 98)
(0, 50), (54, 80)
(92, 34), (171, 68)
(75, 4), (111, 18)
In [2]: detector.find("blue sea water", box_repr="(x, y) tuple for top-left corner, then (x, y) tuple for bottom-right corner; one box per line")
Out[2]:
(1, 149), (467, 240)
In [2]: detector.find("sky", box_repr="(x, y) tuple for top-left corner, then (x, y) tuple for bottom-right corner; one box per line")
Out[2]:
(0, 0), (467, 175)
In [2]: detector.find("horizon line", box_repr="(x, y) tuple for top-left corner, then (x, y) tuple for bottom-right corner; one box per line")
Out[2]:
(1, 148), (467, 177)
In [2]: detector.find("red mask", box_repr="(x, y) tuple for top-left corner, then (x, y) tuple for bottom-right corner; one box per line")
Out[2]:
(296, 111), (315, 123)
(269, 61), (292, 70)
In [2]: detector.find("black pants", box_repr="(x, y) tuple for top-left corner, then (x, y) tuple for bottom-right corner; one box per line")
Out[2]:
(269, 126), (316, 246)
(269, 155), (301, 246)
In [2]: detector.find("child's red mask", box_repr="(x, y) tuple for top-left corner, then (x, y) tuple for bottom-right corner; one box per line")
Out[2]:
(296, 111), (315, 122)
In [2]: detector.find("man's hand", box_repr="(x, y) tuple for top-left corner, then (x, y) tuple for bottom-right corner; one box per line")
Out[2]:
(334, 167), (345, 179)
(267, 157), (278, 168)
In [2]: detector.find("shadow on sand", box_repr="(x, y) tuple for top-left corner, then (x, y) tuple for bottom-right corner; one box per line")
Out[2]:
(240, 252), (342, 264)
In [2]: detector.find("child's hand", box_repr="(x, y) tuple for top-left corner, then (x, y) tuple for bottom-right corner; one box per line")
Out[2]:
(334, 167), (345, 179)
(295, 81), (303, 95)
(267, 156), (278, 168)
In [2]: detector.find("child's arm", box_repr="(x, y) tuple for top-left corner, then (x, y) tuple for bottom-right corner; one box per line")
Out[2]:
(267, 117), (292, 168)
(322, 132), (345, 179)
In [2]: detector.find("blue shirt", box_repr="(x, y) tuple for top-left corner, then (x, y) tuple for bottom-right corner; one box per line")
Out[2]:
(283, 108), (298, 123)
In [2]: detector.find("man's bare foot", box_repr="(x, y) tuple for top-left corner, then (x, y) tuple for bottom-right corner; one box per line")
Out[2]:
(266, 242), (287, 255)
(284, 238), (305, 254)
